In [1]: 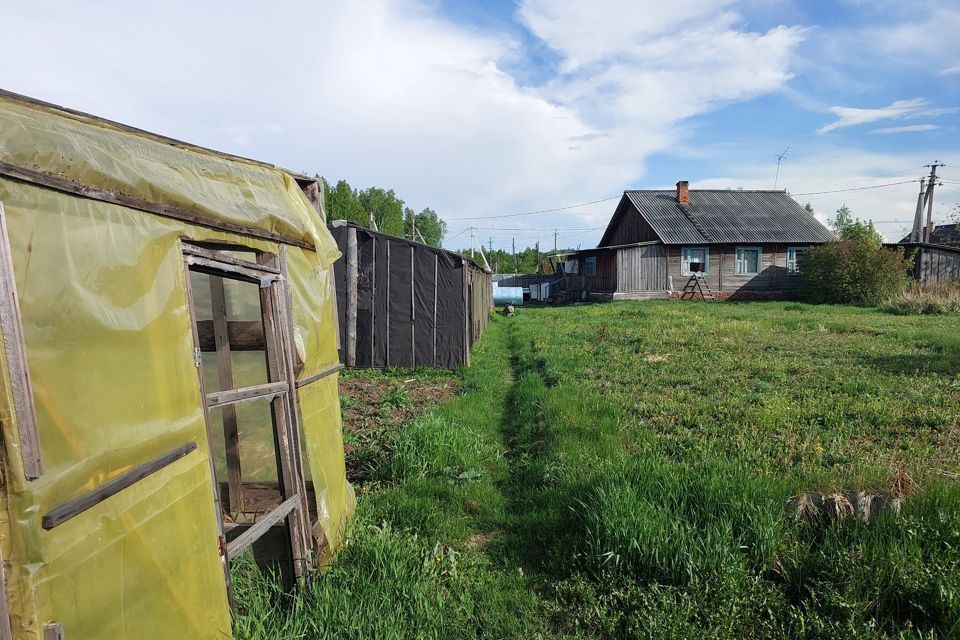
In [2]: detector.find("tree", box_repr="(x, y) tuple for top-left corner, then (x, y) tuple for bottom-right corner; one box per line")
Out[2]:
(837, 219), (883, 248)
(803, 202), (815, 216)
(321, 176), (450, 244)
(830, 204), (854, 234)
(404, 207), (447, 247)
(798, 220), (910, 306)
(357, 187), (405, 236)
(322, 178), (366, 226)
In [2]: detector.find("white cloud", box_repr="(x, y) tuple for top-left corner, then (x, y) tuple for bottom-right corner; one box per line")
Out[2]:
(942, 62), (960, 75)
(816, 98), (955, 134)
(870, 124), (939, 135)
(692, 149), (960, 242)
(0, 0), (805, 248)
(859, 7), (960, 62)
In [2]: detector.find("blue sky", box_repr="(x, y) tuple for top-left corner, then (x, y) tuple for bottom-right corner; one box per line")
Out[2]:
(2, 1), (958, 248)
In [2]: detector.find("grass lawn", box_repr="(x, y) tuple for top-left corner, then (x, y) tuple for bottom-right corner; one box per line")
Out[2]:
(234, 301), (960, 639)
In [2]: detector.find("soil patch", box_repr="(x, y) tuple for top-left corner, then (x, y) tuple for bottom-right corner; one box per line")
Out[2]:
(340, 374), (461, 482)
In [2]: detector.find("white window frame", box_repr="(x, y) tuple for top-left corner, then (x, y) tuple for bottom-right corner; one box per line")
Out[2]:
(734, 246), (762, 275)
(583, 256), (597, 277)
(680, 246), (709, 276)
(786, 247), (806, 274)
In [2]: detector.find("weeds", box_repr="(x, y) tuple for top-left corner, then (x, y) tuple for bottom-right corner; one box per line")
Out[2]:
(235, 302), (960, 638)
(881, 282), (960, 315)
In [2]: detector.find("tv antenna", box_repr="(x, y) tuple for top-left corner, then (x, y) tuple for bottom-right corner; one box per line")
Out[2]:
(773, 147), (790, 190)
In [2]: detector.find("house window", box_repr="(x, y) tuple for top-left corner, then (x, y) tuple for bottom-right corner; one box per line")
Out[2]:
(786, 247), (806, 274)
(680, 247), (708, 276)
(584, 256), (597, 276)
(735, 247), (762, 275)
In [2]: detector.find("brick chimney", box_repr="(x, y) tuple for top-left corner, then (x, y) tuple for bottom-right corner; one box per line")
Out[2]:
(676, 180), (690, 206)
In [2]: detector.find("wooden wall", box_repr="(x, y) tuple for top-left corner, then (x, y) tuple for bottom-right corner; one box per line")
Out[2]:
(466, 265), (492, 362)
(577, 250), (617, 291)
(616, 244), (667, 292)
(602, 203), (659, 246)
(911, 245), (960, 284)
(665, 244), (807, 293)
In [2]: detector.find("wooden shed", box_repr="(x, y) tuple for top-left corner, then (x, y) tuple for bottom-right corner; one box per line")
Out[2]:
(0, 91), (354, 638)
(329, 221), (492, 369)
(894, 242), (960, 284)
(558, 181), (835, 300)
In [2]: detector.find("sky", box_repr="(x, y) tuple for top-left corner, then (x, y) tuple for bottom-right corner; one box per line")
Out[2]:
(1, 0), (958, 250)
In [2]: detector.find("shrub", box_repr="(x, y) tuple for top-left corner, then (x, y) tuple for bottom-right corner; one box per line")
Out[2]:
(798, 237), (912, 306)
(880, 281), (960, 315)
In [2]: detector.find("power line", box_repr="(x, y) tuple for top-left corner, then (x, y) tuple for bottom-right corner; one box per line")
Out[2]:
(446, 225), (603, 233)
(443, 195), (621, 221)
(445, 227), (470, 242)
(789, 164), (928, 191)
(790, 180), (916, 196)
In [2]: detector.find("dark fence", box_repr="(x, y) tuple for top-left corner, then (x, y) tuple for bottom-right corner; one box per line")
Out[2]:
(330, 222), (492, 369)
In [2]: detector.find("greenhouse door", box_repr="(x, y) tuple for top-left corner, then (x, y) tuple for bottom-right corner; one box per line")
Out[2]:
(182, 241), (313, 600)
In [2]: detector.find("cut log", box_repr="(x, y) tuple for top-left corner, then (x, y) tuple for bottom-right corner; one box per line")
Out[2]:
(196, 319), (264, 351)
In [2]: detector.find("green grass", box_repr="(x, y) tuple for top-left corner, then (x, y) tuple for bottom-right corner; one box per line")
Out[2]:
(234, 301), (960, 639)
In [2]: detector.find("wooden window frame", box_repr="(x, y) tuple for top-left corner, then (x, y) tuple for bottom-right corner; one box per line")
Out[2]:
(681, 246), (709, 276)
(786, 246), (806, 274)
(583, 256), (597, 277)
(734, 246), (762, 275)
(182, 240), (314, 607)
(0, 202), (43, 480)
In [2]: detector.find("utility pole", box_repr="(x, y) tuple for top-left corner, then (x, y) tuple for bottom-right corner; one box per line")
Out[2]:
(923, 161), (945, 242)
(411, 211), (416, 242)
(774, 147), (790, 190)
(535, 241), (540, 273)
(368, 211), (378, 232)
(469, 227), (475, 258)
(911, 177), (927, 243)
(553, 228), (558, 252)
(512, 238), (517, 274)
(488, 237), (493, 253)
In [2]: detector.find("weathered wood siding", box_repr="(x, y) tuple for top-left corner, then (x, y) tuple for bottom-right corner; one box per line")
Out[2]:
(603, 203), (659, 246)
(581, 250), (617, 291)
(666, 244), (808, 293)
(913, 245), (960, 284)
(616, 244), (667, 292)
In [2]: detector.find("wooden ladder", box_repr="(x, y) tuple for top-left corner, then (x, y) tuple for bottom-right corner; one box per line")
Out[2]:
(681, 274), (716, 302)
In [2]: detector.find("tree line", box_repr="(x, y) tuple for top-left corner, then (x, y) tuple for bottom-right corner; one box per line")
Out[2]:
(319, 177), (448, 248)
(320, 176), (569, 272)
(453, 245), (577, 274)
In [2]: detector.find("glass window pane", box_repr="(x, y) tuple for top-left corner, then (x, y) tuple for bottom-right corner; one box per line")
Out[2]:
(682, 247), (707, 275)
(735, 248), (760, 274)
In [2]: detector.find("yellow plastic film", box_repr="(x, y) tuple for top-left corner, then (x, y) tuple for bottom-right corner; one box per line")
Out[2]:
(0, 178), (231, 638)
(0, 93), (353, 639)
(0, 93), (339, 265)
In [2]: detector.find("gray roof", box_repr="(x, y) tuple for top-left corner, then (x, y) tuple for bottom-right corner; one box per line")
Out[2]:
(899, 223), (960, 247)
(600, 190), (835, 246)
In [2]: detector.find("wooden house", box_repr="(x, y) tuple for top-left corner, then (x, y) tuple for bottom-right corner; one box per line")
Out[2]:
(559, 181), (835, 300)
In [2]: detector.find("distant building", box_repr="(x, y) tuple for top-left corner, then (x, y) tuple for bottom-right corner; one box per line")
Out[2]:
(557, 181), (835, 300)
(899, 223), (960, 248)
(894, 223), (960, 284)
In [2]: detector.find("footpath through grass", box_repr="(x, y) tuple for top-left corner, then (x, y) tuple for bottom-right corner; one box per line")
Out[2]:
(234, 301), (960, 639)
